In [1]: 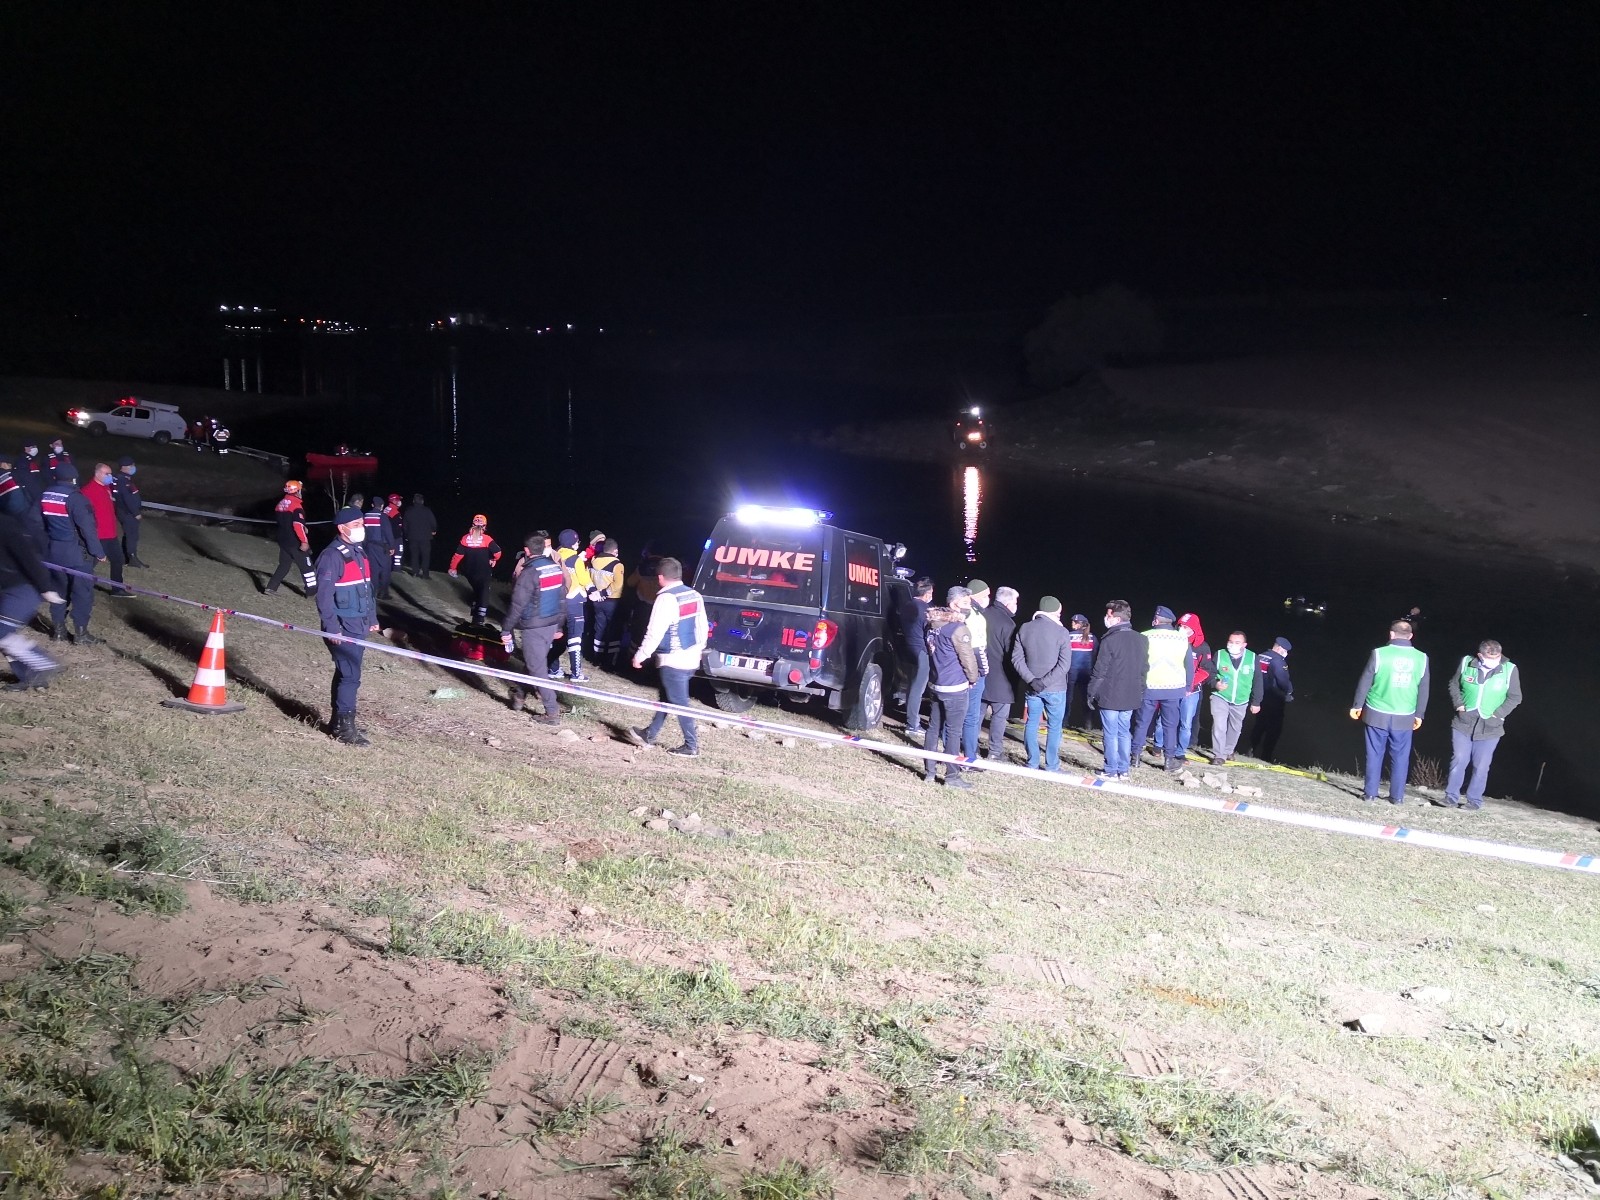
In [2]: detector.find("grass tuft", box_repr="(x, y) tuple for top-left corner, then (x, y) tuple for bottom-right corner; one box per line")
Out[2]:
(529, 1089), (625, 1141)
(739, 1159), (835, 1199)
(1, 841), (185, 914)
(623, 1125), (731, 1199)
(877, 1095), (1024, 1178)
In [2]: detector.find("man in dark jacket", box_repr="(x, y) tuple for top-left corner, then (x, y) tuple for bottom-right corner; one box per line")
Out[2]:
(39, 464), (106, 644)
(402, 495), (437, 577)
(1, 496), (64, 690)
(923, 591), (979, 788)
(976, 586), (1019, 761)
(1443, 639), (1519, 810)
(363, 496), (396, 601)
(1350, 622), (1430, 805)
(314, 507), (380, 745)
(500, 531), (566, 724)
(111, 456), (147, 568)
(1087, 599), (1147, 780)
(1011, 596), (1073, 771)
(17, 442), (46, 503)
(899, 576), (934, 738)
(1247, 638), (1294, 761)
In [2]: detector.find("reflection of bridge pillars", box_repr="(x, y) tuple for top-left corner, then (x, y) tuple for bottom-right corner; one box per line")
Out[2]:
(223, 357), (231, 389)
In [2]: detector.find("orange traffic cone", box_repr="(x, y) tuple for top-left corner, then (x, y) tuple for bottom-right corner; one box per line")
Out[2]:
(161, 612), (246, 715)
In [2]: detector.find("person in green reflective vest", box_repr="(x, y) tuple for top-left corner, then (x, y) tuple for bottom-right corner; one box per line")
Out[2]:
(1443, 640), (1521, 810)
(1350, 620), (1431, 805)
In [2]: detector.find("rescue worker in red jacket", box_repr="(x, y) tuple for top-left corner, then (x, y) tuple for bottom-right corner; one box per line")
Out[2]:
(363, 495), (396, 601)
(265, 480), (316, 597)
(449, 514), (502, 624)
(314, 506), (380, 745)
(80, 462), (128, 592)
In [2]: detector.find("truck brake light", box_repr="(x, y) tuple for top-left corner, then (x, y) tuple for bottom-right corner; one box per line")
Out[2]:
(811, 619), (837, 650)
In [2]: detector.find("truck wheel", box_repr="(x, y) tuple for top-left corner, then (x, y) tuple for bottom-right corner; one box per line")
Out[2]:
(87, 422), (107, 437)
(152, 430), (171, 445)
(846, 663), (884, 731)
(713, 686), (756, 714)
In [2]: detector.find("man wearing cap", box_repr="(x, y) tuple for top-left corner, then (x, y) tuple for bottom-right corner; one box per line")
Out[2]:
(38, 463), (106, 644)
(1130, 605), (1194, 774)
(112, 456), (147, 568)
(1, 472), (65, 690)
(958, 579), (991, 762)
(1088, 600), (1147, 779)
(16, 442), (46, 504)
(923, 586), (980, 787)
(314, 506), (381, 745)
(1247, 637), (1294, 761)
(44, 439), (73, 483)
(1443, 639), (1521, 810)
(1011, 595), (1072, 771)
(1351, 622), (1429, 804)
(266, 481), (316, 597)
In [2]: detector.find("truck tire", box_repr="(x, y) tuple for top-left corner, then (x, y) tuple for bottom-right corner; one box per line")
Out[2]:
(87, 421), (107, 437)
(152, 430), (171, 445)
(712, 686), (756, 714)
(846, 663), (884, 731)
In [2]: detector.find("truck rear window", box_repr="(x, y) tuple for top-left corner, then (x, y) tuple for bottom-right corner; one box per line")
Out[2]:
(696, 526), (823, 607)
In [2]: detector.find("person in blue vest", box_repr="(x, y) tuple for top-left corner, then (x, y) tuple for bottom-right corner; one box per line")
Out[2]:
(363, 495), (396, 601)
(1443, 640), (1521, 810)
(500, 530), (566, 725)
(1066, 614), (1096, 729)
(39, 464), (106, 645)
(314, 506), (381, 746)
(922, 589), (980, 787)
(1130, 605), (1195, 774)
(628, 556), (709, 758)
(1350, 620), (1430, 804)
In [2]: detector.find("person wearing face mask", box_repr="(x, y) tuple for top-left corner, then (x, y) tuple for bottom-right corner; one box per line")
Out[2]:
(0, 480), (65, 690)
(16, 443), (47, 504)
(1086, 599), (1148, 780)
(1443, 640), (1521, 810)
(448, 514), (502, 624)
(314, 506), (381, 745)
(45, 439), (73, 483)
(0, 459), (45, 550)
(38, 463), (106, 644)
(111, 457), (147, 568)
(363, 495), (396, 601)
(1209, 631), (1263, 765)
(81, 463), (128, 593)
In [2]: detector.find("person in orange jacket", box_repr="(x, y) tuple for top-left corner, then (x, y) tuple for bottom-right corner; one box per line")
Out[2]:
(448, 514), (501, 623)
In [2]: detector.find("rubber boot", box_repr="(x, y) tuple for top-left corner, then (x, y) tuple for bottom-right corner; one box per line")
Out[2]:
(72, 628), (105, 646)
(508, 687), (524, 713)
(50, 624), (67, 642)
(333, 712), (370, 747)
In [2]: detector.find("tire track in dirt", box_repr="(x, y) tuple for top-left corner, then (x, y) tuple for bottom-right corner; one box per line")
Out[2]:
(535, 1032), (632, 1098)
(986, 952), (1100, 990)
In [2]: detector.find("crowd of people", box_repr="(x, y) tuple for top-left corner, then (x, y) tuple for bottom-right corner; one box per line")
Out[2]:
(0, 442), (1523, 809)
(900, 579), (1521, 810)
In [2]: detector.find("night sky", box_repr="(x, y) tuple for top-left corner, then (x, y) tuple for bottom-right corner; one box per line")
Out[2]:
(9, 4), (1599, 324)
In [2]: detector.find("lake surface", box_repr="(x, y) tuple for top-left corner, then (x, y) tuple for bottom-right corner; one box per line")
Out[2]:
(232, 333), (1599, 815)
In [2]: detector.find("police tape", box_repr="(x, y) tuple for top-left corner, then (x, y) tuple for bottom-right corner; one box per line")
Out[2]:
(33, 562), (1600, 878)
(143, 501), (334, 526)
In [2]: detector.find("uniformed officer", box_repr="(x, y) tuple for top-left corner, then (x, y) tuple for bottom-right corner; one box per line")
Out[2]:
(1351, 620), (1430, 805)
(500, 530), (566, 724)
(39, 464), (106, 644)
(16, 443), (47, 503)
(363, 495), (396, 600)
(552, 529), (592, 682)
(628, 556), (709, 758)
(314, 506), (380, 745)
(1, 486), (64, 690)
(44, 439), (73, 483)
(384, 494), (405, 575)
(112, 456), (147, 568)
(448, 514), (502, 624)
(265, 480), (316, 597)
(586, 537), (625, 663)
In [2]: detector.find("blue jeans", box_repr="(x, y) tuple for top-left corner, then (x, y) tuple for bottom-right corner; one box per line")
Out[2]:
(1153, 690), (1202, 754)
(645, 665), (698, 751)
(1023, 690), (1067, 770)
(1447, 729), (1499, 806)
(1363, 720), (1414, 801)
(1099, 709), (1133, 775)
(924, 688), (969, 780)
(904, 650), (930, 731)
(960, 676), (987, 760)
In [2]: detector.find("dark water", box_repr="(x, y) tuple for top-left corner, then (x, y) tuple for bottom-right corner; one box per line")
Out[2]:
(231, 334), (1599, 816)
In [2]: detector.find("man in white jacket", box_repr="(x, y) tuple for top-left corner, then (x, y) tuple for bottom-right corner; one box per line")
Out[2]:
(628, 557), (709, 758)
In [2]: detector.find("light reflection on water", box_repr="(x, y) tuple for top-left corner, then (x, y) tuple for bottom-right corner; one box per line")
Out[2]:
(962, 465), (981, 562)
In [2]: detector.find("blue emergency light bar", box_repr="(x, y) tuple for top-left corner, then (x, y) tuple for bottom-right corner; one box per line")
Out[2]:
(733, 505), (833, 527)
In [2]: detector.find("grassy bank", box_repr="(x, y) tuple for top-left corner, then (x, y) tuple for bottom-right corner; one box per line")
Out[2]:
(2, 515), (1598, 1197)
